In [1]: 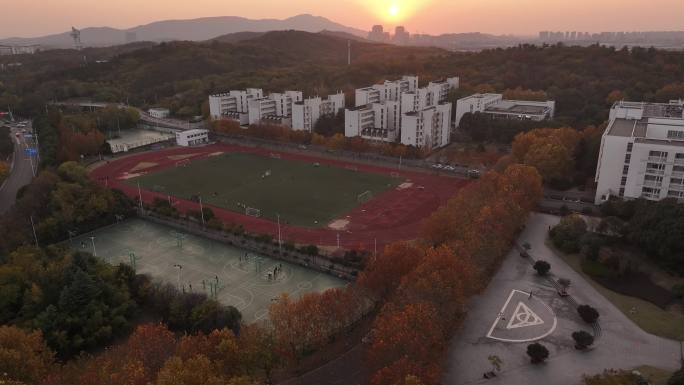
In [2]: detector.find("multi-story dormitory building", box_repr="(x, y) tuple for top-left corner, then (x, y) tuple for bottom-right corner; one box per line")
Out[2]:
(209, 89), (345, 131)
(594, 100), (684, 204)
(345, 76), (459, 149)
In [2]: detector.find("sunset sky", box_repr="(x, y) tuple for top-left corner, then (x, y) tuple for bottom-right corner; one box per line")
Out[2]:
(3, 0), (684, 38)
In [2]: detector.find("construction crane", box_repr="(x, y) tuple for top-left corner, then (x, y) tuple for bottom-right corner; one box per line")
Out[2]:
(70, 27), (83, 50)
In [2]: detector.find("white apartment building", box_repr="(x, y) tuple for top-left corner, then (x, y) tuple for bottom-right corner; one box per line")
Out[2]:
(209, 88), (264, 124)
(148, 108), (170, 119)
(292, 92), (345, 132)
(354, 76), (419, 107)
(345, 101), (402, 142)
(595, 100), (684, 204)
(176, 129), (209, 147)
(401, 103), (452, 149)
(346, 76), (458, 148)
(454, 93), (556, 127)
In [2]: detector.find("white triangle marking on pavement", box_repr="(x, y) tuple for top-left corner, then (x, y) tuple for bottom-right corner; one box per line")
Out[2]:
(506, 301), (544, 329)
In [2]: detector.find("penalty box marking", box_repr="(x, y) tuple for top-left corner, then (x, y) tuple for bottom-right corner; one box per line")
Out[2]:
(486, 289), (558, 343)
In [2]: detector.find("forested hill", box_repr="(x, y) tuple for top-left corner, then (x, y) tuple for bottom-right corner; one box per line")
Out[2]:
(2, 30), (684, 126)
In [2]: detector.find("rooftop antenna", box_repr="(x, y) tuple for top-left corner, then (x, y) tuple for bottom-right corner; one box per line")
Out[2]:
(70, 27), (83, 50)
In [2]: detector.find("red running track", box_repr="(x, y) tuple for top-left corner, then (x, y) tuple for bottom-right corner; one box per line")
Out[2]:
(91, 144), (469, 249)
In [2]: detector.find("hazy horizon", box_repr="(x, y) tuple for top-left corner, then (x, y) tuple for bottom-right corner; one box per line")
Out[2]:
(3, 0), (684, 39)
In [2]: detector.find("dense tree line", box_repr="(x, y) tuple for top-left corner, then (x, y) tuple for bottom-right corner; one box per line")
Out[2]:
(0, 126), (11, 183)
(3, 33), (684, 127)
(600, 198), (684, 274)
(359, 164), (543, 384)
(0, 162), (136, 253)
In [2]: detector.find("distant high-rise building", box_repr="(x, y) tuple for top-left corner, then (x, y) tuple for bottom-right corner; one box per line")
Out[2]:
(368, 25), (390, 42)
(393, 26), (410, 45)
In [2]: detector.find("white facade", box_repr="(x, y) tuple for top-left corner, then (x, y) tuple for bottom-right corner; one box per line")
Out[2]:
(176, 129), (209, 147)
(292, 92), (346, 132)
(401, 103), (452, 149)
(595, 100), (684, 204)
(209, 88), (263, 124)
(148, 108), (170, 119)
(454, 93), (555, 127)
(346, 75), (457, 148)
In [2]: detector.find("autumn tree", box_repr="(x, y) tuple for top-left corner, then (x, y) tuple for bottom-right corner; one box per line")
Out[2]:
(357, 242), (426, 301)
(0, 326), (54, 384)
(367, 302), (444, 371)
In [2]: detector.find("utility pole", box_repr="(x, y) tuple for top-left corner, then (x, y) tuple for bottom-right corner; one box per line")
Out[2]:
(347, 40), (351, 66)
(29, 216), (39, 247)
(277, 214), (282, 253)
(199, 195), (205, 227)
(337, 233), (340, 249)
(173, 264), (183, 290)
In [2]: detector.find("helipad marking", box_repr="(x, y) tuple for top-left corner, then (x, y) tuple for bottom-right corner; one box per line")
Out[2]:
(507, 302), (544, 329)
(486, 289), (558, 343)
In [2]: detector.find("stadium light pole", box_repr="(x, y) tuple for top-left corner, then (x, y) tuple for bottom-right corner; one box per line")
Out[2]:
(199, 195), (205, 227)
(89, 236), (97, 257)
(337, 233), (340, 249)
(137, 182), (144, 214)
(173, 264), (183, 290)
(276, 214), (282, 253)
(29, 215), (39, 247)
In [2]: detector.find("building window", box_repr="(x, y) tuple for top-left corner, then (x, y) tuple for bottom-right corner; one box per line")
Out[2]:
(622, 165), (629, 175)
(621, 176), (627, 186)
(667, 130), (684, 139)
(619, 188), (625, 197)
(626, 142), (633, 152)
(624, 153), (631, 163)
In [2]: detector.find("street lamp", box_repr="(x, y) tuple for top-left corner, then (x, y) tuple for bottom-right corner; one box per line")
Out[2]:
(173, 264), (183, 290)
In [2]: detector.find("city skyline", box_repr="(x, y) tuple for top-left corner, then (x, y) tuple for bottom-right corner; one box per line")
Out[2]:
(3, 0), (684, 38)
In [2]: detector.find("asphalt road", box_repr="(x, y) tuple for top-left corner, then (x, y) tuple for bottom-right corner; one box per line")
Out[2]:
(0, 125), (35, 214)
(443, 213), (681, 385)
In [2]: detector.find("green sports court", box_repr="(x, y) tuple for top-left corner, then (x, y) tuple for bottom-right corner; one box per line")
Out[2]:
(127, 152), (400, 227)
(69, 218), (346, 323)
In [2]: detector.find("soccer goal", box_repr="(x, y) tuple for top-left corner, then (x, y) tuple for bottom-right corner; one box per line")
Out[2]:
(245, 207), (261, 218)
(270, 153), (282, 159)
(175, 159), (190, 167)
(357, 190), (373, 203)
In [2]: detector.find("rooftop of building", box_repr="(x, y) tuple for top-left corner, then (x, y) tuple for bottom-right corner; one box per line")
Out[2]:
(612, 100), (684, 119)
(607, 118), (649, 137)
(485, 103), (550, 115)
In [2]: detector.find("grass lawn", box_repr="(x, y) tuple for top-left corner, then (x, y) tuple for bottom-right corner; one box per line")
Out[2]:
(130, 152), (399, 227)
(547, 240), (684, 341)
(634, 366), (674, 385)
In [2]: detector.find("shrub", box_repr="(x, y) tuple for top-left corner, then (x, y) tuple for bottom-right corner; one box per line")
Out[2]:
(672, 284), (684, 301)
(571, 330), (594, 350)
(533, 260), (551, 276)
(550, 214), (587, 253)
(577, 304), (600, 324)
(668, 369), (684, 385)
(526, 343), (549, 364)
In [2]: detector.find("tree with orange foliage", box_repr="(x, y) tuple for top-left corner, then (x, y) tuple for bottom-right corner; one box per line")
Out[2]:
(367, 302), (444, 371)
(357, 242), (426, 301)
(0, 326), (54, 384)
(396, 246), (478, 324)
(370, 357), (439, 385)
(511, 127), (581, 186)
(175, 329), (241, 377)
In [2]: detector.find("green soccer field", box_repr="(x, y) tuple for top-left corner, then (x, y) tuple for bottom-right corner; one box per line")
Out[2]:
(130, 152), (400, 227)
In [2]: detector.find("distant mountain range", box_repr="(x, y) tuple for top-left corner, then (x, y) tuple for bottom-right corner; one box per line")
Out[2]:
(0, 14), (367, 49)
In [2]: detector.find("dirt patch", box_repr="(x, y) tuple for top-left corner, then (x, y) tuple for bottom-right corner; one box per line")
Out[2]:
(119, 172), (146, 180)
(129, 161), (158, 172)
(167, 154), (199, 161)
(329, 219), (350, 231)
(397, 182), (414, 190)
(208, 152), (224, 157)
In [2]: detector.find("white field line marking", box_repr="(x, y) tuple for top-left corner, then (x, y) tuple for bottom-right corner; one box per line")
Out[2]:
(486, 289), (558, 343)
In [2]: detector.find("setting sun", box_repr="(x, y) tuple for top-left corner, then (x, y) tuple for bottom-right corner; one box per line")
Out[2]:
(388, 4), (400, 18)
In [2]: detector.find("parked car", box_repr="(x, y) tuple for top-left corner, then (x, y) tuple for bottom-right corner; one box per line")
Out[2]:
(467, 169), (481, 179)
